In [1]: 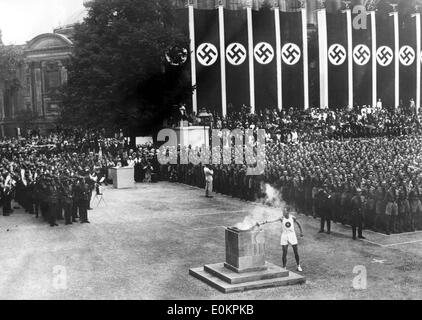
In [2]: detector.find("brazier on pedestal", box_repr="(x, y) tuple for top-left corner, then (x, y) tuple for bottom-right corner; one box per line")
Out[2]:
(189, 225), (306, 293)
(224, 227), (267, 273)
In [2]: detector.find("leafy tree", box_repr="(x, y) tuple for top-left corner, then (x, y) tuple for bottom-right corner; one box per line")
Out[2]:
(0, 45), (23, 91)
(60, 0), (191, 136)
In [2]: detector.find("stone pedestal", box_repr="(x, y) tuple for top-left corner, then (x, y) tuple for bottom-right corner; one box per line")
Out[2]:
(224, 227), (266, 273)
(111, 167), (135, 189)
(189, 227), (306, 293)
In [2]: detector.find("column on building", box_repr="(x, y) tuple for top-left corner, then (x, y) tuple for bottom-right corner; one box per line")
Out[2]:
(0, 85), (5, 120)
(58, 60), (68, 84)
(34, 62), (44, 117)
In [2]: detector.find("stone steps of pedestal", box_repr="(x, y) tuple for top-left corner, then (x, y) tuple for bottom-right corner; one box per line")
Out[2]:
(204, 262), (289, 284)
(189, 265), (306, 293)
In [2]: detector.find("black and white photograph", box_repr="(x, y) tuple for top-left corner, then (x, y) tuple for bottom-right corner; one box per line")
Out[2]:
(0, 0), (422, 306)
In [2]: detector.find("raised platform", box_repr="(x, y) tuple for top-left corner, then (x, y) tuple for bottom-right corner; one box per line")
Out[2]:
(190, 262), (305, 293)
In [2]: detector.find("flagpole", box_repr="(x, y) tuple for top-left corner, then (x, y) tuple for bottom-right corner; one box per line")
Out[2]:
(218, 1), (227, 117)
(188, 0), (197, 114)
(247, 4), (256, 114)
(413, 7), (421, 113)
(317, 1), (328, 109)
(274, 1), (282, 111)
(300, 0), (309, 110)
(370, 9), (377, 108)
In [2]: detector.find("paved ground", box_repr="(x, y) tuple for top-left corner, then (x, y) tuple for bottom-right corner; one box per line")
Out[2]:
(0, 182), (421, 300)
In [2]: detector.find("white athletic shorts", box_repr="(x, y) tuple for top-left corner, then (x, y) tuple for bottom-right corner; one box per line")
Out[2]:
(280, 233), (298, 246)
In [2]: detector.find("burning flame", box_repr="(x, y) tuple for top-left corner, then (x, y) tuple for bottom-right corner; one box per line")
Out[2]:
(234, 184), (286, 231)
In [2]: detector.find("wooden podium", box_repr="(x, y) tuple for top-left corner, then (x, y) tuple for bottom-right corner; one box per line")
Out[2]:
(110, 167), (135, 189)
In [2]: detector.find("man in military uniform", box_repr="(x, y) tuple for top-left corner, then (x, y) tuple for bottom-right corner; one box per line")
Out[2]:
(78, 178), (91, 223)
(384, 183), (398, 235)
(47, 176), (59, 227)
(351, 188), (366, 240)
(62, 177), (75, 225)
(409, 185), (421, 232)
(316, 185), (332, 234)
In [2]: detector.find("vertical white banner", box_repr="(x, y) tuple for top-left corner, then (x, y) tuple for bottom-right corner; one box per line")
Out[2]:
(317, 8), (328, 109)
(274, 6), (282, 111)
(218, 4), (227, 117)
(415, 12), (421, 113)
(346, 9), (353, 109)
(188, 3), (197, 114)
(247, 6), (255, 113)
(301, 5), (309, 110)
(370, 10), (377, 108)
(392, 10), (399, 108)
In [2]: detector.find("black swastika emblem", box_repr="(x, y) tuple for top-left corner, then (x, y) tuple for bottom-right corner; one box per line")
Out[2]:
(196, 43), (218, 66)
(282, 43), (301, 65)
(400, 46), (415, 66)
(377, 46), (393, 67)
(353, 44), (370, 65)
(328, 44), (346, 65)
(226, 43), (247, 66)
(254, 42), (274, 65)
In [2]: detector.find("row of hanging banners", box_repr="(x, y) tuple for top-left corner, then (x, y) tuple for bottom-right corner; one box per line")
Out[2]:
(174, 5), (422, 116)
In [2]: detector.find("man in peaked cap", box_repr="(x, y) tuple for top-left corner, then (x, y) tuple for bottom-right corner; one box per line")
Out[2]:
(351, 188), (366, 240)
(316, 184), (332, 234)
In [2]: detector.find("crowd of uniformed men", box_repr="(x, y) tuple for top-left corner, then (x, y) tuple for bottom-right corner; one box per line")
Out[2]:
(161, 105), (422, 238)
(0, 129), (157, 227)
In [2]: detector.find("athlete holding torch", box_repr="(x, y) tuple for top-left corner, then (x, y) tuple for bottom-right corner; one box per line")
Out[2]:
(256, 210), (304, 272)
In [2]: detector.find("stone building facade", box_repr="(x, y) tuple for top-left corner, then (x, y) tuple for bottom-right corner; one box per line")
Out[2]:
(0, 28), (73, 137)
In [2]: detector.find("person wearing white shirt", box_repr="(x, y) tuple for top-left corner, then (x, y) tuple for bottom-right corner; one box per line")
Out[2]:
(127, 156), (135, 167)
(203, 164), (214, 198)
(256, 210), (304, 272)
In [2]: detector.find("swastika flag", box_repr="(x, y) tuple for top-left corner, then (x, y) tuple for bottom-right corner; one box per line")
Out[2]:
(399, 14), (417, 106)
(280, 11), (304, 109)
(376, 13), (395, 107)
(194, 9), (221, 113)
(326, 13), (348, 108)
(224, 9), (250, 112)
(252, 8), (277, 112)
(352, 10), (373, 107)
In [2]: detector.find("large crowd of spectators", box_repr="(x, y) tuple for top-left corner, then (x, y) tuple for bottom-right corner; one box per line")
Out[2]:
(3, 103), (422, 235)
(0, 129), (158, 226)
(162, 104), (422, 235)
